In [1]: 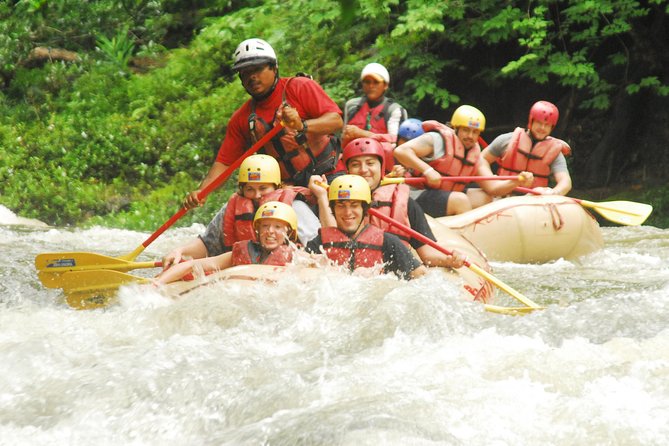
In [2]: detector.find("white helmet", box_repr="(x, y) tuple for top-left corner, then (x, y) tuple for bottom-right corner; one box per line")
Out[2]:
(232, 38), (278, 72)
(360, 62), (390, 84)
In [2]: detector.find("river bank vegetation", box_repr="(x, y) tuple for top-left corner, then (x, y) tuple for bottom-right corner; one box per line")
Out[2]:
(1, 0), (668, 228)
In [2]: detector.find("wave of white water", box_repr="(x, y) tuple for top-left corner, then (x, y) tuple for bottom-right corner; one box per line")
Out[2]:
(1, 222), (669, 445)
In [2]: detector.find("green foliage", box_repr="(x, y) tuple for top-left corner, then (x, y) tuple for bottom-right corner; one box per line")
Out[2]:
(96, 27), (136, 68)
(2, 0), (669, 229)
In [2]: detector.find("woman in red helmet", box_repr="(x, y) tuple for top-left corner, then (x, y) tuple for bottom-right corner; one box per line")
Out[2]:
(479, 100), (572, 196)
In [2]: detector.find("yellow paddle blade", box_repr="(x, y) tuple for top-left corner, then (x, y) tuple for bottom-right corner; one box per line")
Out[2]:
(60, 270), (149, 293)
(484, 304), (542, 315)
(379, 177), (406, 185)
(35, 252), (160, 272)
(65, 288), (119, 310)
(59, 270), (150, 310)
(467, 263), (543, 309)
(580, 200), (653, 226)
(35, 252), (160, 288)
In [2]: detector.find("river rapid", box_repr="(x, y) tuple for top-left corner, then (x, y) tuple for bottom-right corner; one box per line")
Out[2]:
(2, 205), (669, 445)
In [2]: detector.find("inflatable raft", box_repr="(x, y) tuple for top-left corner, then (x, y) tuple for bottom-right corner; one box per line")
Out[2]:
(160, 218), (495, 306)
(60, 217), (495, 310)
(436, 195), (604, 263)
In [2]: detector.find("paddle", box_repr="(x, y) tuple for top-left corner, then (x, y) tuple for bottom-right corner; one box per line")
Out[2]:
(367, 208), (543, 312)
(60, 270), (150, 310)
(380, 175), (521, 186)
(35, 123), (283, 285)
(515, 186), (652, 226)
(36, 253), (162, 288)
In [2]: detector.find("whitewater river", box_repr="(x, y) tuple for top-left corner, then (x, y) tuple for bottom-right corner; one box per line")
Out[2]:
(2, 205), (669, 445)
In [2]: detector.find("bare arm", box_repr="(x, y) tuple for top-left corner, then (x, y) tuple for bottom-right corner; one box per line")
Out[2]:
(183, 161), (230, 209)
(410, 264), (428, 279)
(393, 134), (442, 188)
(415, 245), (466, 269)
(341, 125), (376, 142)
(278, 107), (343, 134)
(155, 252), (233, 285)
(550, 171), (572, 196)
(308, 175), (336, 227)
(162, 237), (209, 271)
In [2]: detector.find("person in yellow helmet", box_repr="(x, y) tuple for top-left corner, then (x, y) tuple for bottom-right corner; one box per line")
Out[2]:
(154, 201), (298, 285)
(393, 105), (533, 216)
(308, 138), (465, 269)
(305, 175), (426, 280)
(162, 155), (319, 270)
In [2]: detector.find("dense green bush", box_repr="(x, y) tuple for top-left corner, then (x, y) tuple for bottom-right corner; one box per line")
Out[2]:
(1, 0), (667, 229)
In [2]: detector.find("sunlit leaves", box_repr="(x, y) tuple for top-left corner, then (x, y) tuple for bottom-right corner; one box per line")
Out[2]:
(626, 77), (669, 96)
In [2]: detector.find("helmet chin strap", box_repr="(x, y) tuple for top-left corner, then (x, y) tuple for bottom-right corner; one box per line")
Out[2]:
(343, 212), (366, 237)
(249, 70), (279, 101)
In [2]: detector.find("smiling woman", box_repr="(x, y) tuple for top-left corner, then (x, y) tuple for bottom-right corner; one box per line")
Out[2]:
(153, 201), (298, 285)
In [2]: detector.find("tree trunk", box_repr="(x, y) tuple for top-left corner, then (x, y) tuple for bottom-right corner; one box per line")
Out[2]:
(582, 90), (639, 187)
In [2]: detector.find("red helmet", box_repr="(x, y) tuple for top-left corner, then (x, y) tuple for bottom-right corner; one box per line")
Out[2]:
(528, 101), (559, 128)
(343, 137), (387, 173)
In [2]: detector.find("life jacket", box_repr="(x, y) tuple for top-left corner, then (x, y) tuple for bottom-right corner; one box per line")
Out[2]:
(370, 184), (412, 247)
(231, 240), (293, 266)
(497, 127), (571, 187)
(222, 187), (310, 250)
(249, 77), (341, 186)
(320, 224), (385, 271)
(345, 97), (407, 133)
(422, 120), (481, 192)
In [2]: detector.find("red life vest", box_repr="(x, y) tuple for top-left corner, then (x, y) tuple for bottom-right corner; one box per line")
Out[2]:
(497, 127), (571, 187)
(231, 240), (293, 266)
(249, 77), (339, 185)
(320, 224), (385, 271)
(422, 120), (481, 192)
(222, 187), (309, 250)
(347, 100), (390, 134)
(370, 184), (412, 247)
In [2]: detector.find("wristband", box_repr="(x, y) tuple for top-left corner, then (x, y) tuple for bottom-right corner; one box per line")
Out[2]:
(422, 167), (436, 176)
(295, 119), (308, 145)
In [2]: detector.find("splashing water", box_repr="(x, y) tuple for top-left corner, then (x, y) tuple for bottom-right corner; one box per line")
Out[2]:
(2, 215), (669, 445)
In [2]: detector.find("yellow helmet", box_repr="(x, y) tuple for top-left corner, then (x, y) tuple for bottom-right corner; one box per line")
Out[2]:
(451, 105), (486, 131)
(328, 174), (371, 204)
(253, 201), (298, 241)
(238, 154), (281, 185)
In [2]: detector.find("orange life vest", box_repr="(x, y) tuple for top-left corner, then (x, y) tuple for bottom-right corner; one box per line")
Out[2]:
(370, 184), (412, 247)
(422, 120), (481, 192)
(222, 187), (310, 250)
(320, 224), (385, 271)
(497, 127), (571, 187)
(249, 77), (339, 185)
(231, 240), (293, 266)
(347, 100), (390, 134)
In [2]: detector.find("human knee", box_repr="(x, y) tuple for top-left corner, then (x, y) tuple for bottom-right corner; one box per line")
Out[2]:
(446, 192), (472, 215)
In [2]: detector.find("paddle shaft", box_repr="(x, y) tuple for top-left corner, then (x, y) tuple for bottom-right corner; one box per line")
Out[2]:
(514, 187), (647, 218)
(381, 175), (520, 186)
(367, 208), (541, 309)
(41, 260), (162, 274)
(122, 124), (283, 261)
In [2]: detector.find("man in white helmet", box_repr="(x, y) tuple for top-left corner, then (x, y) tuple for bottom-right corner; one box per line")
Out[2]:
(184, 38), (345, 209)
(341, 62), (407, 151)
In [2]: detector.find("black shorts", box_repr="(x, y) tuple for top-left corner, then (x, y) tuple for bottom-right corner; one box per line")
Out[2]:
(416, 189), (451, 218)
